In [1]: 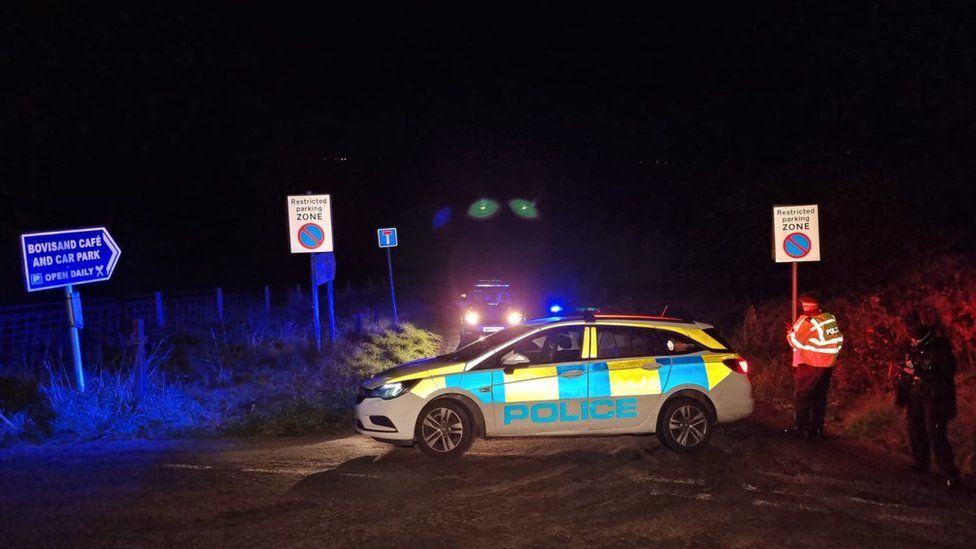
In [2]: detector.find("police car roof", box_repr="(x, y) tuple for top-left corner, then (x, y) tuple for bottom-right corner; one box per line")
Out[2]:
(526, 314), (694, 325)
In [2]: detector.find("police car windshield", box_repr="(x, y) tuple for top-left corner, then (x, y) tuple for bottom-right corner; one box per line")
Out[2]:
(446, 324), (534, 362)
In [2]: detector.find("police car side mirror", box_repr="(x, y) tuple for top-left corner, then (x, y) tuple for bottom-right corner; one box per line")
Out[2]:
(502, 352), (530, 374)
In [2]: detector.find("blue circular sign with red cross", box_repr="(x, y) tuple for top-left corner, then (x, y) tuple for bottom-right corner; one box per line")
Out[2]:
(298, 223), (325, 249)
(783, 232), (812, 258)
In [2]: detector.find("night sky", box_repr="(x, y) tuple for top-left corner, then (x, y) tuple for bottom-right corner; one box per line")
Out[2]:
(3, 3), (975, 317)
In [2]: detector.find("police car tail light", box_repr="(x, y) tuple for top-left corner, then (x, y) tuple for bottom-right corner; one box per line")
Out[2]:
(464, 310), (480, 325)
(723, 358), (749, 375)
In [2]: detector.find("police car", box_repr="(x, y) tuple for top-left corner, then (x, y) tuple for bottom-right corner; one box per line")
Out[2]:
(355, 313), (753, 458)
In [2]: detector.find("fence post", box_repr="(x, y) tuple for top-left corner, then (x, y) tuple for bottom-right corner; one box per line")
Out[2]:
(216, 287), (224, 321)
(133, 318), (146, 401)
(264, 285), (271, 313)
(154, 291), (165, 329)
(295, 283), (301, 298)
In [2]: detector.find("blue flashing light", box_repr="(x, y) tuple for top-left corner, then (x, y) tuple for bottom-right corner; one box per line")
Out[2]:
(432, 207), (451, 230)
(549, 304), (563, 314)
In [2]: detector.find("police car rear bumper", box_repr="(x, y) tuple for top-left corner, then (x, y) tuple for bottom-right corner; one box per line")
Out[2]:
(710, 373), (754, 423)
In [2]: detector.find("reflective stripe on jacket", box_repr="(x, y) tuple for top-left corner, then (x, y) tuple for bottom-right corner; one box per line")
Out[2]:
(787, 312), (843, 367)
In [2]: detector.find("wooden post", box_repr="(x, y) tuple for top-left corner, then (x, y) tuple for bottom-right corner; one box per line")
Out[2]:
(216, 287), (224, 321)
(154, 291), (165, 329)
(133, 319), (145, 401)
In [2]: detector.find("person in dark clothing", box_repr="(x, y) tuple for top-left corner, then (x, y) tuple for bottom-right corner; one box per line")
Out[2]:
(897, 316), (961, 489)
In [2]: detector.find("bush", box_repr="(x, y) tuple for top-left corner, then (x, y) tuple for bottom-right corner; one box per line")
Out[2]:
(42, 347), (209, 441)
(841, 392), (900, 441)
(732, 254), (976, 476)
(0, 375), (55, 441)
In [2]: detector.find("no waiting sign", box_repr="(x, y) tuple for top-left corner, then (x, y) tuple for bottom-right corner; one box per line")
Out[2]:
(287, 194), (334, 253)
(773, 204), (821, 263)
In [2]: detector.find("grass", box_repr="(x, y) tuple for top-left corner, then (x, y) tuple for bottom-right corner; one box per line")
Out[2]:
(0, 313), (442, 445)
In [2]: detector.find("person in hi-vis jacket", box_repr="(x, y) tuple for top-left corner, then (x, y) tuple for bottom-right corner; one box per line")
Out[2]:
(785, 295), (844, 438)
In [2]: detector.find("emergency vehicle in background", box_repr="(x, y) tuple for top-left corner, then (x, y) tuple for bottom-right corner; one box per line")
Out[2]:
(355, 312), (754, 458)
(457, 279), (525, 345)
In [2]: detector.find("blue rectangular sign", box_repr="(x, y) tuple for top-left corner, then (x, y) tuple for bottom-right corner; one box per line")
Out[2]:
(21, 227), (122, 292)
(313, 252), (336, 286)
(377, 227), (398, 248)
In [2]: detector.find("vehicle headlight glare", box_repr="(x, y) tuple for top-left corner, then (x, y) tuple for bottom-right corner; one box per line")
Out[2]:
(464, 310), (480, 325)
(368, 381), (416, 400)
(507, 311), (524, 325)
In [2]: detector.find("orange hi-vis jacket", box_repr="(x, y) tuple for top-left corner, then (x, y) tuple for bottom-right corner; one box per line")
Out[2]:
(787, 312), (844, 368)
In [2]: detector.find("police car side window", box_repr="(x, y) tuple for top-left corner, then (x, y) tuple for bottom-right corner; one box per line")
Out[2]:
(480, 326), (584, 369)
(653, 330), (703, 355)
(596, 327), (668, 359)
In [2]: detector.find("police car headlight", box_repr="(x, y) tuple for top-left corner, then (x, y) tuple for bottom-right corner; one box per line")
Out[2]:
(464, 311), (480, 325)
(507, 311), (524, 325)
(367, 379), (420, 400)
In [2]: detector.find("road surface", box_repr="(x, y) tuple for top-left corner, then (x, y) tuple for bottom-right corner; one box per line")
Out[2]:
(2, 419), (973, 548)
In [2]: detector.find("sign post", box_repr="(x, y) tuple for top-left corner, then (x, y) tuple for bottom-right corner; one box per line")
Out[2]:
(287, 194), (335, 351)
(772, 205), (821, 321)
(310, 254), (322, 352)
(21, 227), (122, 391)
(377, 228), (399, 324)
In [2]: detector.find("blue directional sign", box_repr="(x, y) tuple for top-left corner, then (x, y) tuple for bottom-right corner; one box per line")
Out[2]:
(377, 227), (398, 248)
(21, 227), (122, 292)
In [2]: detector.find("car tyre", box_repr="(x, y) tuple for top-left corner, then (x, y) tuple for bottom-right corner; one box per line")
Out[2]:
(415, 400), (475, 459)
(657, 397), (713, 452)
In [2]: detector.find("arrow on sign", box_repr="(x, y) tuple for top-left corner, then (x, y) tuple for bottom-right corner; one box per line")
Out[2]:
(21, 227), (122, 292)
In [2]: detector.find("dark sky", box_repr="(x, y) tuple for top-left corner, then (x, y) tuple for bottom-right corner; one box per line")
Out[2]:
(2, 3), (975, 316)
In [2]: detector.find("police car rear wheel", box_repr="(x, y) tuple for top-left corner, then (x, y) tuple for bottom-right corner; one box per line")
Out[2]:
(657, 398), (712, 452)
(416, 400), (474, 459)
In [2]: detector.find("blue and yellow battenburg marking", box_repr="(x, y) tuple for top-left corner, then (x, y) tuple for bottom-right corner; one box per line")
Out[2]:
(399, 323), (737, 423)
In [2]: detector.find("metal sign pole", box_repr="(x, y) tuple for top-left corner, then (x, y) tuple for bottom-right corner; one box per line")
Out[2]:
(791, 263), (798, 322)
(311, 253), (322, 352)
(326, 280), (337, 343)
(64, 284), (85, 391)
(387, 247), (398, 324)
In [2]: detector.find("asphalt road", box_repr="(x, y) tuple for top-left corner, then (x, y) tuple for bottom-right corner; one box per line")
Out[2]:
(2, 419), (974, 548)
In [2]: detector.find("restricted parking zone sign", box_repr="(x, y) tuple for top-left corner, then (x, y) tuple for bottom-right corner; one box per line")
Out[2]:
(773, 204), (821, 263)
(287, 194), (334, 253)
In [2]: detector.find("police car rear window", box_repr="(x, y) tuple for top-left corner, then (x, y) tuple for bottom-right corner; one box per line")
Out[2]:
(702, 328), (733, 350)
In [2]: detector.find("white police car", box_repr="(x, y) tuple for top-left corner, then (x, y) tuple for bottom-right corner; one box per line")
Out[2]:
(355, 314), (753, 458)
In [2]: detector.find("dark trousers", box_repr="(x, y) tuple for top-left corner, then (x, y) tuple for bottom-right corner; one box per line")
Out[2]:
(793, 365), (833, 433)
(907, 385), (959, 479)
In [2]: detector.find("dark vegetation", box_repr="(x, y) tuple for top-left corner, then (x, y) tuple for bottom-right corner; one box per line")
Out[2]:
(732, 254), (976, 478)
(0, 311), (440, 445)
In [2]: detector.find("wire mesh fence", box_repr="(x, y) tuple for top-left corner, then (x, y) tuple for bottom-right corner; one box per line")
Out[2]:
(0, 283), (403, 370)
(0, 288), (266, 368)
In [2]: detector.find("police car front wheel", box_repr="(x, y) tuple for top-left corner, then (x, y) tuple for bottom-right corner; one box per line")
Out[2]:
(415, 400), (475, 459)
(657, 398), (713, 452)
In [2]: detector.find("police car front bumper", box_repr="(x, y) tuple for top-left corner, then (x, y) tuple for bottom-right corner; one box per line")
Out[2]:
(354, 393), (427, 443)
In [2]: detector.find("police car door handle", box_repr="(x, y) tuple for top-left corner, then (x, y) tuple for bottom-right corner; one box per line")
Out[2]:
(559, 369), (584, 378)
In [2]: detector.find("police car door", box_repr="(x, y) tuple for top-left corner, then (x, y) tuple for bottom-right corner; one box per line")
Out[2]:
(485, 325), (587, 436)
(586, 325), (671, 432)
